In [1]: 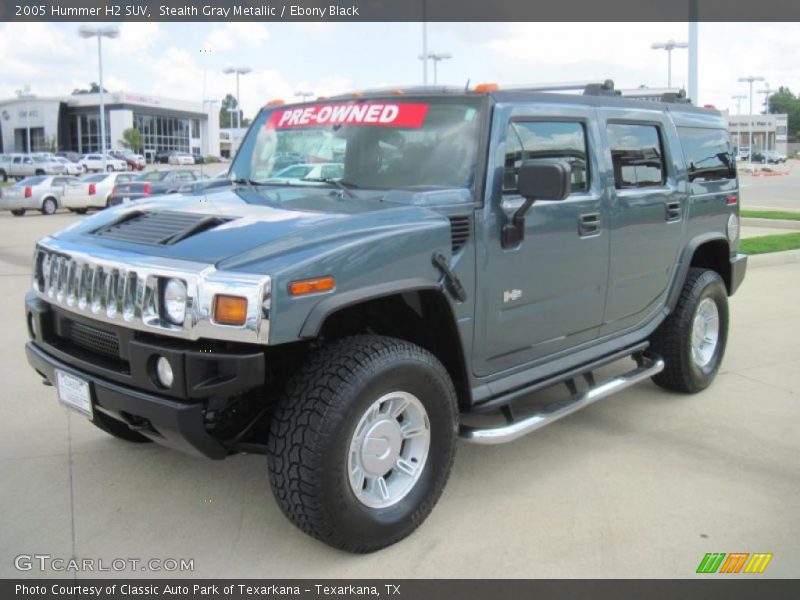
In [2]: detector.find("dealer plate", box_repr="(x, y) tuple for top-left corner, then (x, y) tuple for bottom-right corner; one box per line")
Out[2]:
(55, 370), (93, 418)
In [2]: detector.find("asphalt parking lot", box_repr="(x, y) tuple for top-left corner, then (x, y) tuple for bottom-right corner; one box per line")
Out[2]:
(740, 159), (800, 211)
(0, 201), (798, 579)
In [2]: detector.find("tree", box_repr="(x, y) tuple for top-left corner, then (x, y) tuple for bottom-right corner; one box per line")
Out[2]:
(218, 93), (251, 129)
(767, 87), (800, 140)
(119, 128), (143, 152)
(71, 82), (109, 95)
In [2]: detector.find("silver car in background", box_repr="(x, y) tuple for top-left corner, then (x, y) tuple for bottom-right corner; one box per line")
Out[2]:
(0, 154), (66, 181)
(0, 175), (81, 216)
(61, 171), (135, 212)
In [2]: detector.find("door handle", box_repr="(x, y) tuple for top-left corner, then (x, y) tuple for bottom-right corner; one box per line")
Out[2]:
(579, 212), (601, 236)
(666, 201), (681, 222)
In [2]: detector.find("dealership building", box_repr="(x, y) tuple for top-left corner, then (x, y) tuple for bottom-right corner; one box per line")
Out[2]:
(0, 91), (220, 162)
(727, 113), (788, 154)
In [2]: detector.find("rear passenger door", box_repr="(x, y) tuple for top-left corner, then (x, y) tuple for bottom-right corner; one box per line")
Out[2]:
(597, 111), (685, 334)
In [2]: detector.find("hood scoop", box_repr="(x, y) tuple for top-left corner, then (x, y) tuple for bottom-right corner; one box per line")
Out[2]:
(91, 210), (233, 246)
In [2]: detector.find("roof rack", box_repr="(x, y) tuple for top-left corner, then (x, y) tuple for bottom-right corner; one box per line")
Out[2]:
(618, 87), (691, 104)
(500, 79), (618, 96)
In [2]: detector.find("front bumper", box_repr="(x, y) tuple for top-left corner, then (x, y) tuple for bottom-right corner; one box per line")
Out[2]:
(25, 294), (266, 459)
(729, 253), (748, 295)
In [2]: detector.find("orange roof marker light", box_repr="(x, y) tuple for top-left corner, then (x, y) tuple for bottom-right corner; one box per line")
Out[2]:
(265, 99), (285, 107)
(474, 83), (500, 93)
(316, 96), (328, 101)
(289, 276), (336, 297)
(390, 89), (405, 95)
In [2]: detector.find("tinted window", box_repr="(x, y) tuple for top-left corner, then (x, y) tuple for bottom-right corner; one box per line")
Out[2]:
(504, 121), (589, 194)
(678, 127), (736, 182)
(136, 171), (169, 182)
(607, 123), (665, 189)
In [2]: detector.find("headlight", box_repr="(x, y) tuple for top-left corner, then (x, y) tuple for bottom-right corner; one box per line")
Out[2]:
(727, 213), (739, 242)
(163, 278), (187, 324)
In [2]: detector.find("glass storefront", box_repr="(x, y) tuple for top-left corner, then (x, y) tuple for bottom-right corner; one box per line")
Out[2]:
(133, 113), (192, 154)
(68, 113), (111, 153)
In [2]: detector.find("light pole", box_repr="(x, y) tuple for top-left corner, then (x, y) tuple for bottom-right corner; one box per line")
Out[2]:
(418, 52), (451, 85)
(294, 91), (314, 102)
(757, 83), (773, 152)
(421, 0), (428, 84)
(651, 39), (688, 88)
(15, 85), (34, 153)
(732, 94), (747, 154)
(79, 25), (119, 167)
(738, 75), (765, 170)
(223, 66), (251, 130)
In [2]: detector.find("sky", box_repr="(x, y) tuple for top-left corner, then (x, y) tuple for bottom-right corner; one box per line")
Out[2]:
(0, 21), (798, 117)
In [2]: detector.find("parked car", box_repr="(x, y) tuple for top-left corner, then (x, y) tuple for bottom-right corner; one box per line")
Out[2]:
(107, 169), (202, 205)
(56, 151), (82, 163)
(53, 156), (84, 176)
(79, 153), (128, 173)
(751, 150), (787, 164)
(266, 162), (344, 184)
(177, 169), (230, 195)
(168, 152), (196, 166)
(0, 154), (66, 181)
(60, 172), (136, 213)
(110, 150), (146, 171)
(154, 150), (173, 164)
(736, 146), (750, 161)
(272, 152), (305, 171)
(23, 82), (747, 553)
(0, 175), (80, 215)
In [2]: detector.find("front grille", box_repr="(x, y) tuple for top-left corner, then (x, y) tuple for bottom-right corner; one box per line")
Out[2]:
(68, 321), (120, 359)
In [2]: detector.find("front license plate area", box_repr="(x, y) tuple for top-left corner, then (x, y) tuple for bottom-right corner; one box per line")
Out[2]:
(55, 369), (93, 418)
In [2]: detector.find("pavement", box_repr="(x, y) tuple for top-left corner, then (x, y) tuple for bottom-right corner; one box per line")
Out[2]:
(739, 159), (800, 212)
(0, 204), (798, 580)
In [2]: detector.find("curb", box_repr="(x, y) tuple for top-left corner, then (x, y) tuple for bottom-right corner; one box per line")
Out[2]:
(741, 218), (800, 231)
(747, 248), (800, 269)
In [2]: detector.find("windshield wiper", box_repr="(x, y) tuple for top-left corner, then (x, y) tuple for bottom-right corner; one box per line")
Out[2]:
(304, 178), (359, 199)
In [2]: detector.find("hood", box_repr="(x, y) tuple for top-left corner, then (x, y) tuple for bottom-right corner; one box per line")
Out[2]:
(50, 186), (466, 269)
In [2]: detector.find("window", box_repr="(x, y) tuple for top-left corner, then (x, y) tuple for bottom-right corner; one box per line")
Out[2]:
(677, 127), (735, 182)
(504, 121), (589, 194)
(607, 123), (666, 189)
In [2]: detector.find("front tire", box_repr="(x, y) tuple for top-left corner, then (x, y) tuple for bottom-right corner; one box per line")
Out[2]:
(650, 268), (729, 393)
(267, 335), (458, 553)
(11, 209), (25, 216)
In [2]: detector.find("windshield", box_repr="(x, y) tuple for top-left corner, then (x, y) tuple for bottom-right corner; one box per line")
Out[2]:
(231, 97), (483, 190)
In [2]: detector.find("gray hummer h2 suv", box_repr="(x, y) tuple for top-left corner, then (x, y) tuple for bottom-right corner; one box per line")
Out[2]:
(25, 80), (747, 552)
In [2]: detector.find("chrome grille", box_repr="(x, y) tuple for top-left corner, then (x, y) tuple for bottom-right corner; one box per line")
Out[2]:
(68, 321), (121, 359)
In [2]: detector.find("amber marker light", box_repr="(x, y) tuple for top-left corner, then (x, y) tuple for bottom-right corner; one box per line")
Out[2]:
(213, 295), (248, 326)
(474, 83), (499, 93)
(289, 276), (335, 297)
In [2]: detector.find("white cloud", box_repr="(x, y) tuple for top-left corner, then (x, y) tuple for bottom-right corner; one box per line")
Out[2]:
(204, 23), (269, 52)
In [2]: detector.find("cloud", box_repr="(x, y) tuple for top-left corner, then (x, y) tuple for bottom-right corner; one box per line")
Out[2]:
(204, 23), (269, 52)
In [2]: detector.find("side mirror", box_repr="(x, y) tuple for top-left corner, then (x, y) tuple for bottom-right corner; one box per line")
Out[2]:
(502, 159), (572, 248)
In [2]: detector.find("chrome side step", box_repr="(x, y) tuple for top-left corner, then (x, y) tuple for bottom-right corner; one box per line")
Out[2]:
(459, 355), (664, 445)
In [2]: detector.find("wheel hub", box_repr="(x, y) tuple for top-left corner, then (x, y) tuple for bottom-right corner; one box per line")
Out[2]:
(347, 391), (430, 509)
(691, 297), (720, 368)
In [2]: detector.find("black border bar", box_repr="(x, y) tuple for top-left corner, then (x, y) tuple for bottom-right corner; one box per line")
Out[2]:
(1, 0), (800, 22)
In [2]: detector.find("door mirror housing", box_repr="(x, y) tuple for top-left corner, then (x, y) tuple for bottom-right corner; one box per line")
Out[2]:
(502, 159), (572, 248)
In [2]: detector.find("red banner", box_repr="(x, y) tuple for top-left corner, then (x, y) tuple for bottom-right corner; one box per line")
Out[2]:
(267, 102), (430, 129)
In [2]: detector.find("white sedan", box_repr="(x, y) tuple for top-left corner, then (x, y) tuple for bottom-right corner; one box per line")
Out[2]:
(54, 157), (84, 176)
(168, 152), (196, 166)
(79, 153), (128, 173)
(61, 172), (135, 212)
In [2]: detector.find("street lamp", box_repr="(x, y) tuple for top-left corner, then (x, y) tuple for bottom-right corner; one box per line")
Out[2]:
(15, 85), (34, 153)
(732, 94), (747, 155)
(757, 83), (773, 152)
(78, 25), (119, 166)
(222, 66), (251, 130)
(418, 52), (451, 85)
(651, 40), (688, 88)
(738, 75), (765, 169)
(294, 91), (314, 102)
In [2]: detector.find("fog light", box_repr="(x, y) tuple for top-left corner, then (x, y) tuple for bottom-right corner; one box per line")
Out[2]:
(156, 356), (174, 388)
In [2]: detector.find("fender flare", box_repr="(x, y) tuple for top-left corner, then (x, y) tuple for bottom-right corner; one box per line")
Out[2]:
(298, 278), (443, 339)
(666, 232), (729, 311)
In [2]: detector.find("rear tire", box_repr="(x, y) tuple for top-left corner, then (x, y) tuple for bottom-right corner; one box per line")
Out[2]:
(650, 268), (729, 393)
(11, 209), (25, 216)
(267, 335), (458, 553)
(91, 411), (152, 443)
(41, 197), (57, 215)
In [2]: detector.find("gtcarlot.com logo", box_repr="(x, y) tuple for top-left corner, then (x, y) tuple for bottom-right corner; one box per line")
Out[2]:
(696, 552), (773, 574)
(14, 554), (194, 573)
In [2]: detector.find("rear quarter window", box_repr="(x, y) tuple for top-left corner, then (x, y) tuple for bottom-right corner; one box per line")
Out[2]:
(677, 127), (736, 182)
(607, 123), (666, 189)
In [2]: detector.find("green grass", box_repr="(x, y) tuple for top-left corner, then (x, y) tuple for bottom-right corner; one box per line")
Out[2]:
(741, 210), (800, 221)
(740, 232), (800, 255)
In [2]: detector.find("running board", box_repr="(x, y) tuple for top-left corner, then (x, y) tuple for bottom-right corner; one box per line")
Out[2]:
(459, 355), (664, 445)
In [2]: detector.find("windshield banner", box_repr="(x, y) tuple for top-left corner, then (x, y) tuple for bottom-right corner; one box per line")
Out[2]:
(267, 102), (430, 129)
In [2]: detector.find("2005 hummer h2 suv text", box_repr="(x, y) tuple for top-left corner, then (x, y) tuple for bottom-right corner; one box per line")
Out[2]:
(25, 80), (747, 552)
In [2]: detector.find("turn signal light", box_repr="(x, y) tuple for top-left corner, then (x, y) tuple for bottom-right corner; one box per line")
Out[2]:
(289, 276), (335, 296)
(474, 83), (499, 93)
(213, 295), (248, 326)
